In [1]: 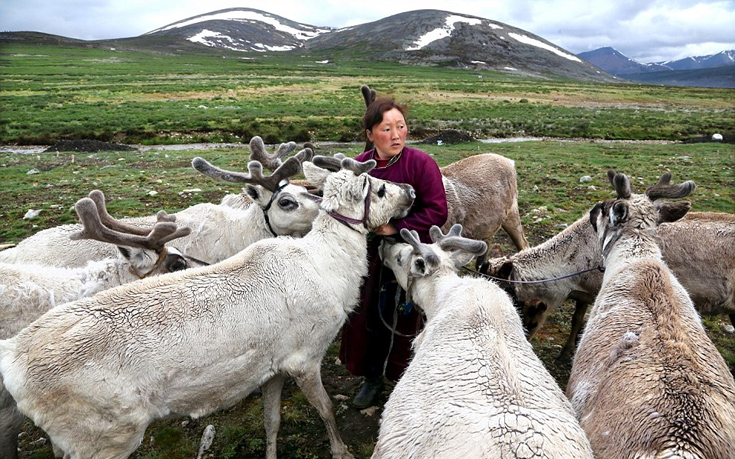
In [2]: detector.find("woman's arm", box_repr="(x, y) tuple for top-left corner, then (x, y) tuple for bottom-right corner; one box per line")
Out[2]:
(392, 154), (448, 242)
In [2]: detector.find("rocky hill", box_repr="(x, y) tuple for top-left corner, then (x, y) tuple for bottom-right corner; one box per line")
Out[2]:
(577, 47), (670, 75)
(144, 8), (332, 52)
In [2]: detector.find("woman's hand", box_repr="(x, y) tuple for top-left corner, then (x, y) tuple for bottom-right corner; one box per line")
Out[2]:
(372, 223), (398, 236)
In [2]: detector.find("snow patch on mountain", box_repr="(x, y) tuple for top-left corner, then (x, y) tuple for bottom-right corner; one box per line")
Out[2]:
(508, 33), (581, 62)
(188, 29), (296, 52)
(147, 10), (330, 41)
(406, 15), (485, 50)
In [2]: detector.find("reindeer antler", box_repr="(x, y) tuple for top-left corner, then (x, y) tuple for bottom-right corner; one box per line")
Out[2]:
(646, 172), (696, 200)
(608, 169), (695, 201)
(87, 190), (175, 237)
(606, 169), (632, 199)
(312, 154), (375, 175)
(69, 195), (191, 251)
(248, 136), (298, 172)
(361, 85), (376, 108)
(311, 153), (346, 172)
(296, 144), (316, 163)
(192, 156), (302, 192)
(430, 224), (487, 256)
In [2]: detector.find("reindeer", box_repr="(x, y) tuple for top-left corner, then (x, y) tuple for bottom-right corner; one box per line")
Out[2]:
(0, 190), (205, 459)
(567, 170), (735, 458)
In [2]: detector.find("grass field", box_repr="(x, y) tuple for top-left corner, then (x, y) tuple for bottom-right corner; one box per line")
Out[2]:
(1, 40), (734, 458)
(1, 41), (734, 145)
(1, 139), (733, 244)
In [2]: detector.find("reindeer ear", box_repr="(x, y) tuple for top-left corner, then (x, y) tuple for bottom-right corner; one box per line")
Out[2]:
(302, 161), (331, 187)
(497, 260), (514, 280)
(245, 184), (263, 202)
(656, 201), (691, 223)
(410, 257), (428, 277)
(589, 202), (603, 232)
(610, 201), (628, 226)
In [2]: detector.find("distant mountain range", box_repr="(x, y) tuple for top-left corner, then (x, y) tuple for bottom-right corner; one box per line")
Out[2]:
(3, 8), (732, 87)
(578, 47), (735, 88)
(140, 8), (616, 82)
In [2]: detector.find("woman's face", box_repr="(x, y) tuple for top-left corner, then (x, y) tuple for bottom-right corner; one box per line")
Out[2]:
(366, 107), (407, 159)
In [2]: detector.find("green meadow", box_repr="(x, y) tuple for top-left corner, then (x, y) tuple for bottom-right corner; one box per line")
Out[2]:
(1, 41), (733, 145)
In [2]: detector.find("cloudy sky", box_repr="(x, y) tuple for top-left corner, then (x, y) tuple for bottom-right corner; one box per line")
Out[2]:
(1, 0), (733, 63)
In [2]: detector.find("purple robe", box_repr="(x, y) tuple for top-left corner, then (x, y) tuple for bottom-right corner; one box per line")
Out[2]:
(339, 146), (448, 382)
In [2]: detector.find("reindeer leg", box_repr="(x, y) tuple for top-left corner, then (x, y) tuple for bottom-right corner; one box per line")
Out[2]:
(729, 314), (735, 328)
(0, 390), (23, 459)
(262, 375), (285, 459)
(293, 366), (353, 459)
(558, 300), (590, 361)
(501, 202), (530, 252)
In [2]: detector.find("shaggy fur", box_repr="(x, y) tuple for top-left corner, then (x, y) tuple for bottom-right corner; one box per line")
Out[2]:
(374, 226), (592, 459)
(0, 159), (414, 459)
(567, 172), (735, 458)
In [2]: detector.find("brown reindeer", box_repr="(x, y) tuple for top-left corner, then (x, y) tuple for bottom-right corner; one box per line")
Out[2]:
(481, 209), (735, 361)
(362, 85), (529, 264)
(567, 170), (735, 458)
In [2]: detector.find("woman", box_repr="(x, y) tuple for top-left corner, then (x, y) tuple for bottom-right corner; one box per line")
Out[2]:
(340, 96), (448, 409)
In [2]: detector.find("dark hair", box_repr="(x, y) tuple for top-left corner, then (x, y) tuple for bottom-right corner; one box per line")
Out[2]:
(362, 97), (407, 131)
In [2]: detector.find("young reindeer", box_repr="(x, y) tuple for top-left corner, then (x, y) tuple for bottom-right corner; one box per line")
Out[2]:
(0, 148), (318, 268)
(567, 170), (735, 458)
(375, 224), (593, 459)
(0, 190), (205, 459)
(0, 155), (414, 459)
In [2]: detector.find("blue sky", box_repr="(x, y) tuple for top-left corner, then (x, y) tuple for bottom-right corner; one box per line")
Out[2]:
(1, 0), (733, 63)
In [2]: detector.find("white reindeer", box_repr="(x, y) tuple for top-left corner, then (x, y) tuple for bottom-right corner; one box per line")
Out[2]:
(0, 190), (206, 459)
(0, 155), (415, 459)
(0, 144), (319, 267)
(567, 170), (735, 457)
(375, 224), (593, 459)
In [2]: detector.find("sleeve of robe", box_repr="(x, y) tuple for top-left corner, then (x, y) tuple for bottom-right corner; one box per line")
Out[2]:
(356, 146), (448, 243)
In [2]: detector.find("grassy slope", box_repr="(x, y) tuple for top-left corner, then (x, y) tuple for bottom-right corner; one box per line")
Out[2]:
(1, 42), (734, 145)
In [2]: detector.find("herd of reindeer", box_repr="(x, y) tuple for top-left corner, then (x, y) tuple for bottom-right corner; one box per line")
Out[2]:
(0, 86), (733, 458)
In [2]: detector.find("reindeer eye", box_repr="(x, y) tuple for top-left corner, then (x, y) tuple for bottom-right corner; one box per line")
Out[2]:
(166, 255), (189, 272)
(415, 258), (426, 272)
(277, 195), (298, 211)
(377, 184), (386, 198)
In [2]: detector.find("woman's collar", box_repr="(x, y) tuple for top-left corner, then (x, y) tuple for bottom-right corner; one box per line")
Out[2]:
(371, 148), (403, 169)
